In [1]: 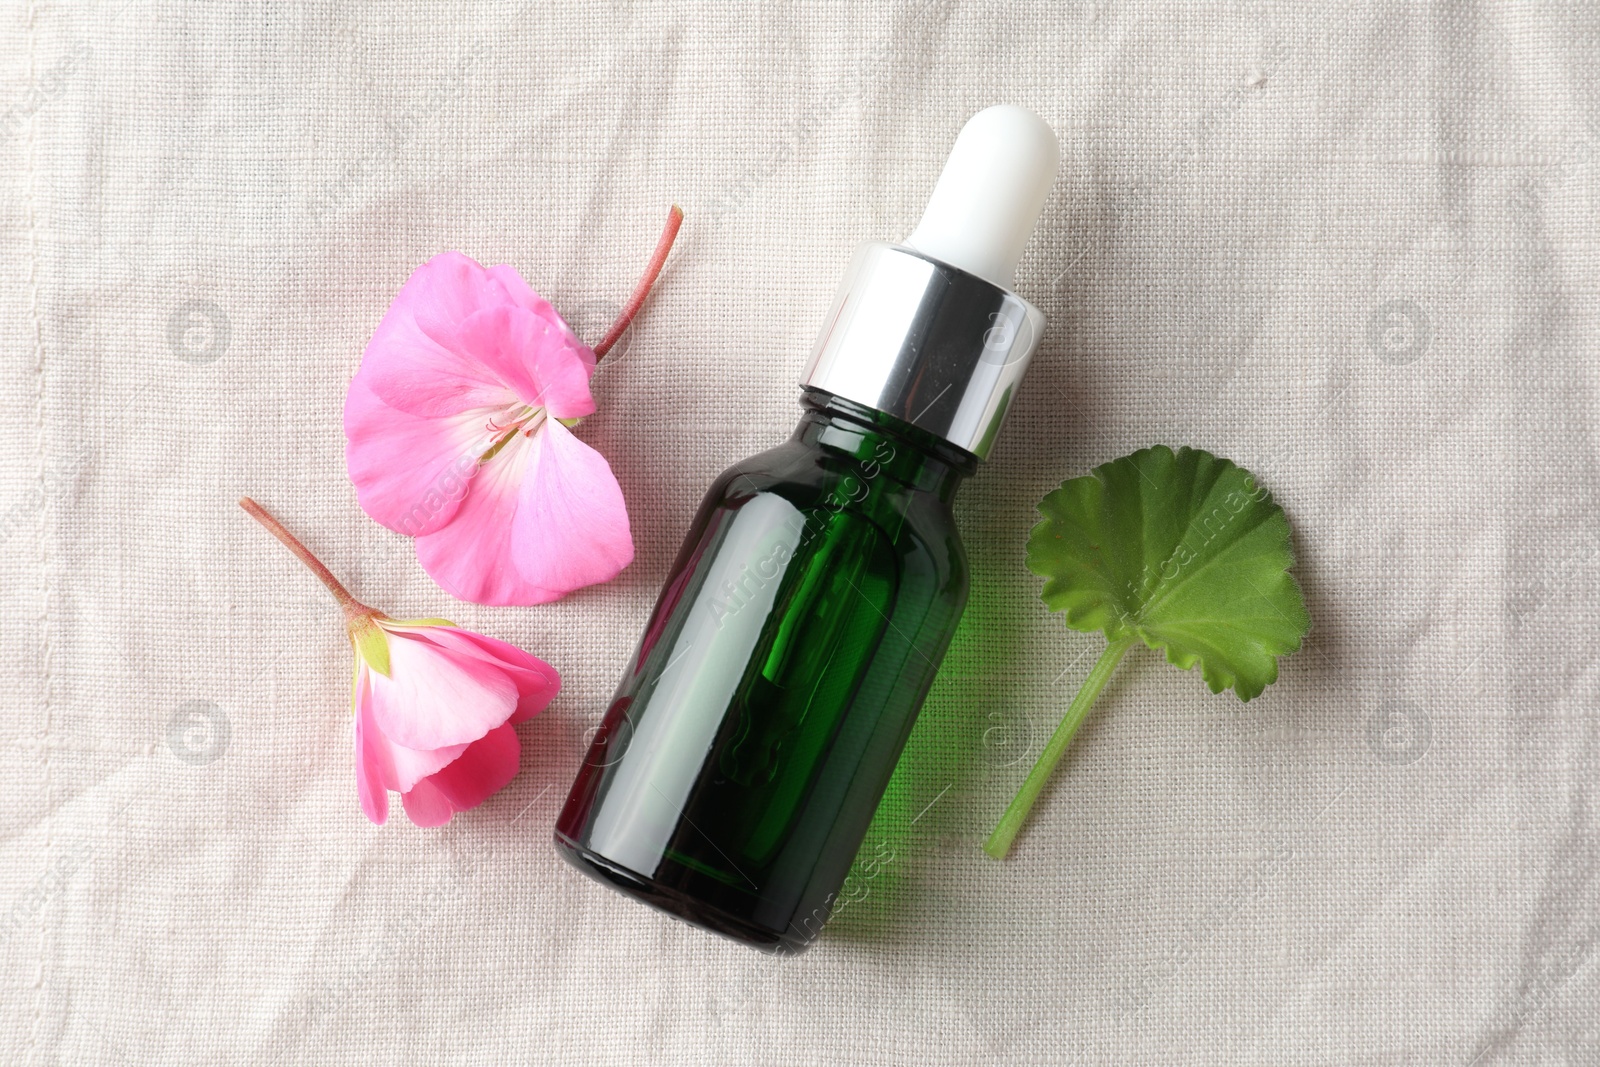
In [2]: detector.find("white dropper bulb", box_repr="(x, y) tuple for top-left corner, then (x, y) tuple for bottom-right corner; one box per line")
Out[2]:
(902, 105), (1060, 290)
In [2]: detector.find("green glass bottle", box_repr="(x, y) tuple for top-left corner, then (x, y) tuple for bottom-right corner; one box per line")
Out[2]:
(555, 106), (1060, 952)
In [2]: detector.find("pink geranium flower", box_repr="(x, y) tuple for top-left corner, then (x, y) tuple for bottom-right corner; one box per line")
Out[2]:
(351, 618), (556, 826)
(345, 208), (682, 605)
(240, 498), (558, 826)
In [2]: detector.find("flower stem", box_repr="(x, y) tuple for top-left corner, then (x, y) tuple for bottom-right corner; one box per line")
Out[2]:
(239, 497), (368, 620)
(984, 636), (1137, 859)
(592, 204), (683, 360)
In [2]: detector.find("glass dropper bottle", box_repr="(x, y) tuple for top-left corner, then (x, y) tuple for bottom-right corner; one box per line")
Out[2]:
(556, 105), (1061, 953)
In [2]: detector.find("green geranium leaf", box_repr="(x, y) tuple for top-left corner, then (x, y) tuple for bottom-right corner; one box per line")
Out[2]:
(986, 445), (1310, 859)
(1027, 444), (1307, 699)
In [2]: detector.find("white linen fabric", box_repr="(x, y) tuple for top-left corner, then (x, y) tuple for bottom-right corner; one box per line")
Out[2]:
(2, 1), (1598, 1063)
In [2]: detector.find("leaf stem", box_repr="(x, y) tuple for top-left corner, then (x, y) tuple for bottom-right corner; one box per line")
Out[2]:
(239, 497), (368, 621)
(985, 635), (1136, 859)
(592, 204), (683, 360)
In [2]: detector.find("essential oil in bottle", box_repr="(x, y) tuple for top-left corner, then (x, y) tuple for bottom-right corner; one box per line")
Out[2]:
(555, 105), (1060, 953)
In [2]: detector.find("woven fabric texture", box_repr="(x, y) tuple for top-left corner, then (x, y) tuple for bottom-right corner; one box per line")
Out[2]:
(2, 1), (1598, 1063)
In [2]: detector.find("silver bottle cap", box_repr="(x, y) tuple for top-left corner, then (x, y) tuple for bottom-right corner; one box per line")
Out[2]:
(798, 105), (1057, 460)
(800, 241), (1045, 460)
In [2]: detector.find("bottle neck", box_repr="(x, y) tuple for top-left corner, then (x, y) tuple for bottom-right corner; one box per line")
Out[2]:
(794, 388), (977, 504)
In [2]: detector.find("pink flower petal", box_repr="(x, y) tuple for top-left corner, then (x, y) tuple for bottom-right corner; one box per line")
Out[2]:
(405, 252), (529, 348)
(366, 630), (518, 750)
(413, 440), (566, 605)
(396, 724), (520, 828)
(356, 680), (471, 799)
(455, 305), (597, 420)
(422, 723), (521, 811)
(483, 262), (598, 358)
(509, 419), (634, 594)
(385, 625), (560, 724)
(353, 672), (389, 825)
(361, 252), (526, 418)
(344, 376), (499, 537)
(400, 777), (455, 827)
(486, 263), (597, 373)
